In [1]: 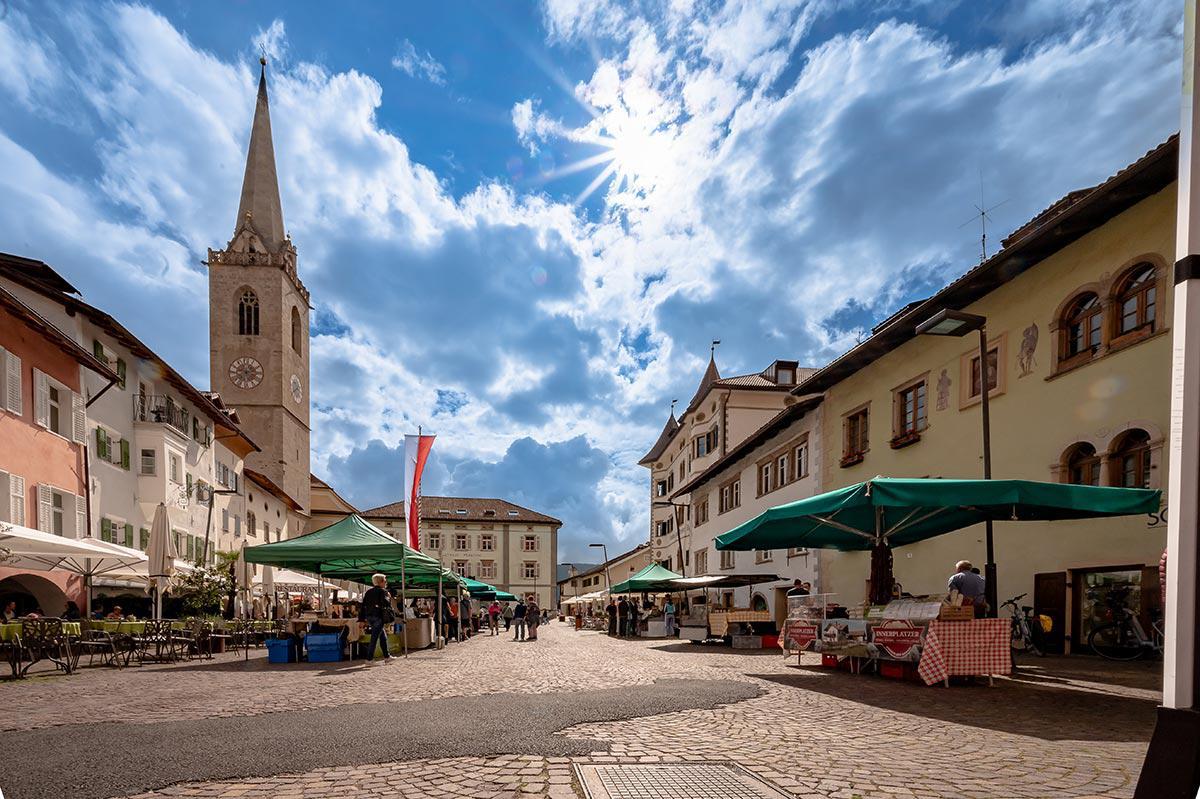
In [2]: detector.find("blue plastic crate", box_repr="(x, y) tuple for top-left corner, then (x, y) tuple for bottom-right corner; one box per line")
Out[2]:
(265, 638), (295, 664)
(306, 644), (342, 663)
(304, 632), (341, 648)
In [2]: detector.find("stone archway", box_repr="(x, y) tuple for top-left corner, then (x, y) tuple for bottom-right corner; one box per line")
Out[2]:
(0, 571), (73, 616)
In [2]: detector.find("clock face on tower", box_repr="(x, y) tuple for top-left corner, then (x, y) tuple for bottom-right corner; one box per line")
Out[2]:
(229, 357), (264, 389)
(290, 374), (303, 404)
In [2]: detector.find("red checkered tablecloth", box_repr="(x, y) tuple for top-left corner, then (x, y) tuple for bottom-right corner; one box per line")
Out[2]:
(917, 619), (1010, 685)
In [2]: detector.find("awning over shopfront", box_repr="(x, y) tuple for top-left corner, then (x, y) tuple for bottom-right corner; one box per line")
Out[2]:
(714, 478), (1161, 552)
(609, 563), (685, 594)
(670, 574), (783, 589)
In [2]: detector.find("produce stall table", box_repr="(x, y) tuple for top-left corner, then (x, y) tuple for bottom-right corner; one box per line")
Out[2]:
(708, 608), (772, 637)
(289, 617), (364, 642)
(405, 617), (433, 649)
(917, 618), (1011, 686)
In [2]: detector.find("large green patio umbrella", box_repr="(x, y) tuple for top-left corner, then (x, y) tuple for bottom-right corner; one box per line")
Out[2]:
(715, 478), (1160, 604)
(609, 562), (685, 594)
(243, 514), (443, 576)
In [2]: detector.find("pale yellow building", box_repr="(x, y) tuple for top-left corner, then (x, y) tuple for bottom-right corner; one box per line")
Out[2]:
(361, 497), (561, 608)
(307, 474), (358, 535)
(639, 356), (817, 569)
(804, 137), (1175, 653)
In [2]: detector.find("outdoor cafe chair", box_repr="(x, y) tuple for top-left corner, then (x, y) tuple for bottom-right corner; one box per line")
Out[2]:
(73, 620), (125, 669)
(228, 619), (255, 660)
(133, 620), (184, 663)
(17, 618), (72, 677)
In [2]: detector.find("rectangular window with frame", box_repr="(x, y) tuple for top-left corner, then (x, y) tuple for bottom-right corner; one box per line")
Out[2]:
(480, 560), (496, 579)
(756, 549), (772, 563)
(893, 377), (928, 441)
(427, 532), (442, 550)
(694, 549), (708, 574)
(454, 533), (469, 550)
(522, 561), (539, 579)
(480, 534), (495, 551)
(758, 462), (773, 496)
(694, 497), (709, 526)
(655, 479), (667, 497)
(718, 478), (741, 514)
(777, 452), (789, 486)
(844, 407), (869, 461)
(522, 534), (538, 551)
(720, 550), (735, 570)
(140, 448), (156, 475)
(168, 453), (181, 484)
(969, 348), (999, 398)
(794, 441), (809, 479)
(453, 559), (468, 576)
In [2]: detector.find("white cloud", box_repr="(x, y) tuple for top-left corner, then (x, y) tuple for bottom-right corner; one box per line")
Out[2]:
(0, 0), (1180, 559)
(390, 39), (446, 85)
(252, 18), (288, 64)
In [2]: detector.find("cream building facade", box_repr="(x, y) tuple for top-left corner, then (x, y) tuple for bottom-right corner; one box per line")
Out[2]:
(668, 396), (824, 626)
(639, 357), (816, 570)
(362, 497), (561, 609)
(804, 137), (1175, 653)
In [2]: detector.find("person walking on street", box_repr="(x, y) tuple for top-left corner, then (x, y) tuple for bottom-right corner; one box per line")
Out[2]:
(502, 601), (514, 631)
(359, 573), (395, 662)
(512, 598), (528, 641)
(663, 595), (677, 637)
(526, 596), (541, 641)
(488, 600), (501, 635)
(617, 596), (629, 637)
(629, 600), (640, 638)
(605, 598), (618, 636)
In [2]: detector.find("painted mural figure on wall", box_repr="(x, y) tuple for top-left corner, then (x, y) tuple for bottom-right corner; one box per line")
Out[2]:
(936, 369), (951, 411)
(1018, 322), (1039, 377)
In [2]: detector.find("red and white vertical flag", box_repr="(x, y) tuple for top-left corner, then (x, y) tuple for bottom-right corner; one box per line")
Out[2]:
(403, 433), (435, 550)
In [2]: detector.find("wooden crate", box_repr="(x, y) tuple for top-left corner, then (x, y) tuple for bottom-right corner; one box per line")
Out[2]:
(938, 604), (975, 621)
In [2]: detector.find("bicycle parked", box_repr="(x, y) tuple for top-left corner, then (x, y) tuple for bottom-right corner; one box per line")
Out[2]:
(1001, 593), (1046, 658)
(1087, 584), (1163, 661)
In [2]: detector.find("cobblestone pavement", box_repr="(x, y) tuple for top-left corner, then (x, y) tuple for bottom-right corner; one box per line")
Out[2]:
(2, 621), (1159, 799)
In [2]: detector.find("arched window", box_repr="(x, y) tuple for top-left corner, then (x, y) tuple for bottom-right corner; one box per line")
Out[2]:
(1111, 429), (1152, 489)
(291, 306), (302, 352)
(238, 289), (260, 336)
(1064, 443), (1100, 486)
(1116, 264), (1157, 336)
(1060, 293), (1102, 361)
(750, 593), (768, 612)
(247, 510), (257, 537)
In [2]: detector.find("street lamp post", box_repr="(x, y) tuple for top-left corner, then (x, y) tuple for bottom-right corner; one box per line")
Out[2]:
(651, 500), (688, 578)
(589, 542), (615, 634)
(916, 309), (997, 617)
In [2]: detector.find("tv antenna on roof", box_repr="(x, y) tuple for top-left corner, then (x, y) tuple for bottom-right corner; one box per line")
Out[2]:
(960, 169), (1008, 265)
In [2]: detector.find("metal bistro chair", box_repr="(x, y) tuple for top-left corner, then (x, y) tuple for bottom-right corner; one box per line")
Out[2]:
(134, 620), (183, 663)
(73, 620), (125, 669)
(228, 619), (256, 660)
(18, 618), (72, 677)
(1, 624), (22, 678)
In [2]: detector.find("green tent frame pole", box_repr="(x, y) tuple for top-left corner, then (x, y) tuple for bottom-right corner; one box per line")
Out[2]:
(400, 555), (408, 659)
(437, 568), (444, 649)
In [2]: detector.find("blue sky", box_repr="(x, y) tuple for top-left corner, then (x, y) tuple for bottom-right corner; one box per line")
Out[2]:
(0, 0), (1181, 560)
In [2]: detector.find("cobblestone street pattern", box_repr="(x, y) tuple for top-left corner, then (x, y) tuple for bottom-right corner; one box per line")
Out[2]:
(0, 621), (1158, 799)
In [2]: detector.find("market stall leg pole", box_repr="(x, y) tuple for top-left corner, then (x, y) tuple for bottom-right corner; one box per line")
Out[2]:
(400, 557), (408, 658)
(437, 570), (444, 649)
(978, 326), (998, 619)
(1135, 5), (1200, 795)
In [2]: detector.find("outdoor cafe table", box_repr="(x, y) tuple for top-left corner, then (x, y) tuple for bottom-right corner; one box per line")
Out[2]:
(917, 618), (1011, 686)
(0, 622), (81, 641)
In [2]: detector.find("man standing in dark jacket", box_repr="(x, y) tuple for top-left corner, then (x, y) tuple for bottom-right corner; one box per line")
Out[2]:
(359, 573), (394, 662)
(512, 598), (528, 641)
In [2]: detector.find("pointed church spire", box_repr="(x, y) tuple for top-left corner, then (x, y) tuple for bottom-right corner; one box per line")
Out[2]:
(235, 57), (287, 253)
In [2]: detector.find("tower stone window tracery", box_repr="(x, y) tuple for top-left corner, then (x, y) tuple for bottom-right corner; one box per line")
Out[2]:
(238, 290), (260, 336)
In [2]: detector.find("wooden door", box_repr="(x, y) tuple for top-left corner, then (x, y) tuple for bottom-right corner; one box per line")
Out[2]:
(1034, 572), (1067, 654)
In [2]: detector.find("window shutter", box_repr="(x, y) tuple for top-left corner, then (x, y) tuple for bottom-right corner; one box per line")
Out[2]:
(186, 473), (193, 495)
(124, 523), (133, 548)
(120, 439), (130, 470)
(33, 369), (49, 428)
(100, 517), (111, 542)
(10, 475), (25, 526)
(139, 527), (149, 550)
(4, 349), (21, 415)
(76, 495), (86, 538)
(72, 392), (86, 443)
(93, 340), (104, 361)
(36, 484), (51, 532)
(116, 358), (127, 390)
(95, 428), (107, 460)
(0, 471), (8, 524)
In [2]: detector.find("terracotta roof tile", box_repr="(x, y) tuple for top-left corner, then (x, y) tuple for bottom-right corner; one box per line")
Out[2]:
(361, 496), (561, 525)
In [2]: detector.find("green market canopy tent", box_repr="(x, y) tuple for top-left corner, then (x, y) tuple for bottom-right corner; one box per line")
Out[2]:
(715, 477), (1161, 604)
(243, 514), (446, 579)
(609, 563), (685, 594)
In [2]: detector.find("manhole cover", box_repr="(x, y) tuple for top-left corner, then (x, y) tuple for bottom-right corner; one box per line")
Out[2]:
(575, 763), (793, 799)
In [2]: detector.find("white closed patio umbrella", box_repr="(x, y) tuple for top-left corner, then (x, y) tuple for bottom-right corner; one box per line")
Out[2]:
(145, 504), (177, 620)
(234, 543), (255, 618)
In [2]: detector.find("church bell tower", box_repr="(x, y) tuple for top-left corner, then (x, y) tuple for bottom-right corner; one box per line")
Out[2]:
(208, 58), (311, 515)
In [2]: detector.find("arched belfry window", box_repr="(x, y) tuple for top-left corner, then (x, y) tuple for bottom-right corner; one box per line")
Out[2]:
(291, 306), (302, 353)
(238, 289), (260, 336)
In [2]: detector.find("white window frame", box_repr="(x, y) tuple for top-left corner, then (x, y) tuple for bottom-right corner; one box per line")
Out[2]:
(522, 560), (539, 580)
(522, 534), (538, 552)
(480, 560), (496, 580)
(480, 534), (495, 551)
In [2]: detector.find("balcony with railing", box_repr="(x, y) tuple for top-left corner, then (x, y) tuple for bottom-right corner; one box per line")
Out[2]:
(134, 395), (190, 435)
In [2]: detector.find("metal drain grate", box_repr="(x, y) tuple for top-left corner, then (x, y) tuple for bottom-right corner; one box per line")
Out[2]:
(575, 763), (793, 799)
